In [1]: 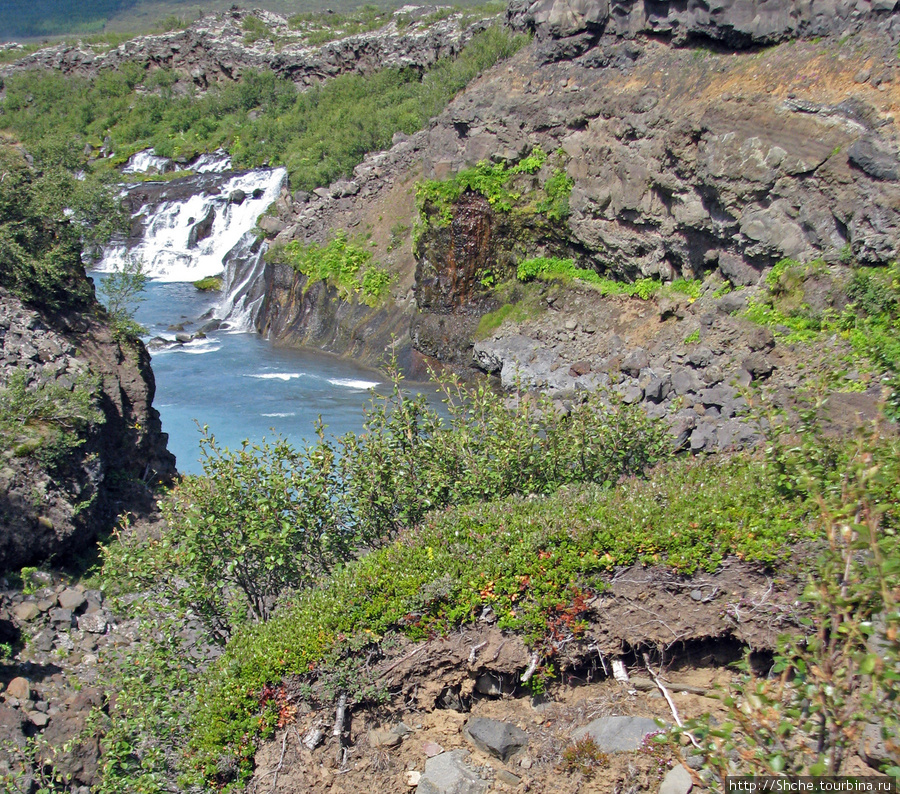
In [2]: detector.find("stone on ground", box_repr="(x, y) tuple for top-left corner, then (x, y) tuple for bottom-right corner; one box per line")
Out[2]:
(572, 715), (665, 752)
(416, 749), (488, 794)
(659, 763), (693, 794)
(464, 716), (528, 761)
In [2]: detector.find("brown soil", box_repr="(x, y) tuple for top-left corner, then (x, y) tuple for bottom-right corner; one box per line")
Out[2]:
(247, 559), (811, 793)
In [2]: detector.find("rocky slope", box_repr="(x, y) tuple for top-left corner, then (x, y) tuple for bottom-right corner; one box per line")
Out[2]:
(0, 286), (175, 572)
(0, 6), (490, 91)
(253, 0), (900, 444)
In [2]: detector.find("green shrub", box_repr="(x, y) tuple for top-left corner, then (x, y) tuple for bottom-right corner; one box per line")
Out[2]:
(0, 26), (529, 192)
(0, 143), (124, 310)
(103, 424), (355, 644)
(267, 231), (392, 305)
(102, 256), (148, 341)
(0, 369), (104, 467)
(684, 427), (900, 779)
(337, 373), (671, 541)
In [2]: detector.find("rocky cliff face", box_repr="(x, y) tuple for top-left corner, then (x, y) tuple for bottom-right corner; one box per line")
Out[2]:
(0, 288), (175, 572)
(0, 7), (488, 91)
(508, 0), (900, 44)
(256, 0), (899, 451)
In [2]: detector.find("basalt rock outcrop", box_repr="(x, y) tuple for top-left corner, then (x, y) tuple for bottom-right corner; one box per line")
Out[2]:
(259, 0), (900, 449)
(0, 288), (175, 571)
(507, 0), (900, 45)
(0, 7), (488, 91)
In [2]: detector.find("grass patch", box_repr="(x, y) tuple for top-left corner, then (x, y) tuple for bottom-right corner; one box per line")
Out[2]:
(743, 258), (900, 415)
(516, 256), (662, 299)
(476, 301), (534, 337)
(192, 276), (223, 292)
(288, 5), (392, 45)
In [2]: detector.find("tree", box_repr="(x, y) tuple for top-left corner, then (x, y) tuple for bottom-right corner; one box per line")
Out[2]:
(101, 255), (148, 341)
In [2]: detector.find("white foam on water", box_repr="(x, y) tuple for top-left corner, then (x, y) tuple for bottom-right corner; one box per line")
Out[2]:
(172, 340), (222, 355)
(123, 149), (172, 174)
(193, 151), (233, 173)
(261, 412), (297, 418)
(327, 378), (380, 390)
(246, 373), (304, 382)
(98, 166), (287, 285)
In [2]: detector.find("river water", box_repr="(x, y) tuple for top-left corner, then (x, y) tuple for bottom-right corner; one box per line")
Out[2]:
(93, 151), (404, 474)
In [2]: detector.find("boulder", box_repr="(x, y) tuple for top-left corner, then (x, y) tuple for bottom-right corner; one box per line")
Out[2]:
(6, 677), (31, 701)
(572, 715), (665, 752)
(57, 588), (86, 613)
(464, 717), (528, 761)
(12, 601), (41, 622)
(416, 749), (488, 794)
(848, 136), (899, 182)
(660, 763), (693, 794)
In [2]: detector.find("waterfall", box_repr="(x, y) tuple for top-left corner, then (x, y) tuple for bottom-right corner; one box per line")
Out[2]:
(99, 150), (287, 330)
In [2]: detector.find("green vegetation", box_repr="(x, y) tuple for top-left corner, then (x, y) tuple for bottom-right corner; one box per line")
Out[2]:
(476, 300), (537, 338)
(0, 25), (529, 191)
(192, 276), (223, 292)
(266, 231), (393, 305)
(743, 257), (900, 415)
(101, 373), (670, 788)
(96, 373), (900, 792)
(684, 424), (899, 778)
(516, 256), (662, 299)
(416, 147), (572, 229)
(241, 15), (272, 45)
(560, 736), (608, 778)
(183, 429), (871, 789)
(0, 370), (104, 468)
(101, 256), (148, 342)
(0, 142), (124, 310)
(288, 5), (393, 45)
(669, 276), (702, 299)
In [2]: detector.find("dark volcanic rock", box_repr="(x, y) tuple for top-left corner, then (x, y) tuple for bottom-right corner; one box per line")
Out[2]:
(0, 288), (175, 571)
(508, 0), (899, 45)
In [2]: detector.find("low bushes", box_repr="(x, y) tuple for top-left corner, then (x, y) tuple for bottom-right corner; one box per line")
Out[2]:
(266, 231), (392, 305)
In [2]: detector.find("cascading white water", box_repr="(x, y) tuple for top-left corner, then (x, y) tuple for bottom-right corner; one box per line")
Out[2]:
(122, 150), (172, 174)
(99, 151), (287, 330)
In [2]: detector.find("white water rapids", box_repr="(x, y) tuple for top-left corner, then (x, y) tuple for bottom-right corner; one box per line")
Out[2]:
(98, 150), (287, 330)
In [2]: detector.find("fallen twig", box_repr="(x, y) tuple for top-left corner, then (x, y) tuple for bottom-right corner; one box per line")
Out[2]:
(379, 644), (426, 676)
(520, 652), (539, 684)
(642, 653), (702, 750)
(270, 730), (289, 792)
(468, 641), (488, 665)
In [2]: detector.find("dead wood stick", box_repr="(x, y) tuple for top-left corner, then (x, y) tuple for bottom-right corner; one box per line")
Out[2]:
(379, 644), (426, 676)
(333, 692), (347, 737)
(520, 652), (539, 684)
(642, 653), (702, 750)
(468, 641), (488, 665)
(270, 729), (289, 792)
